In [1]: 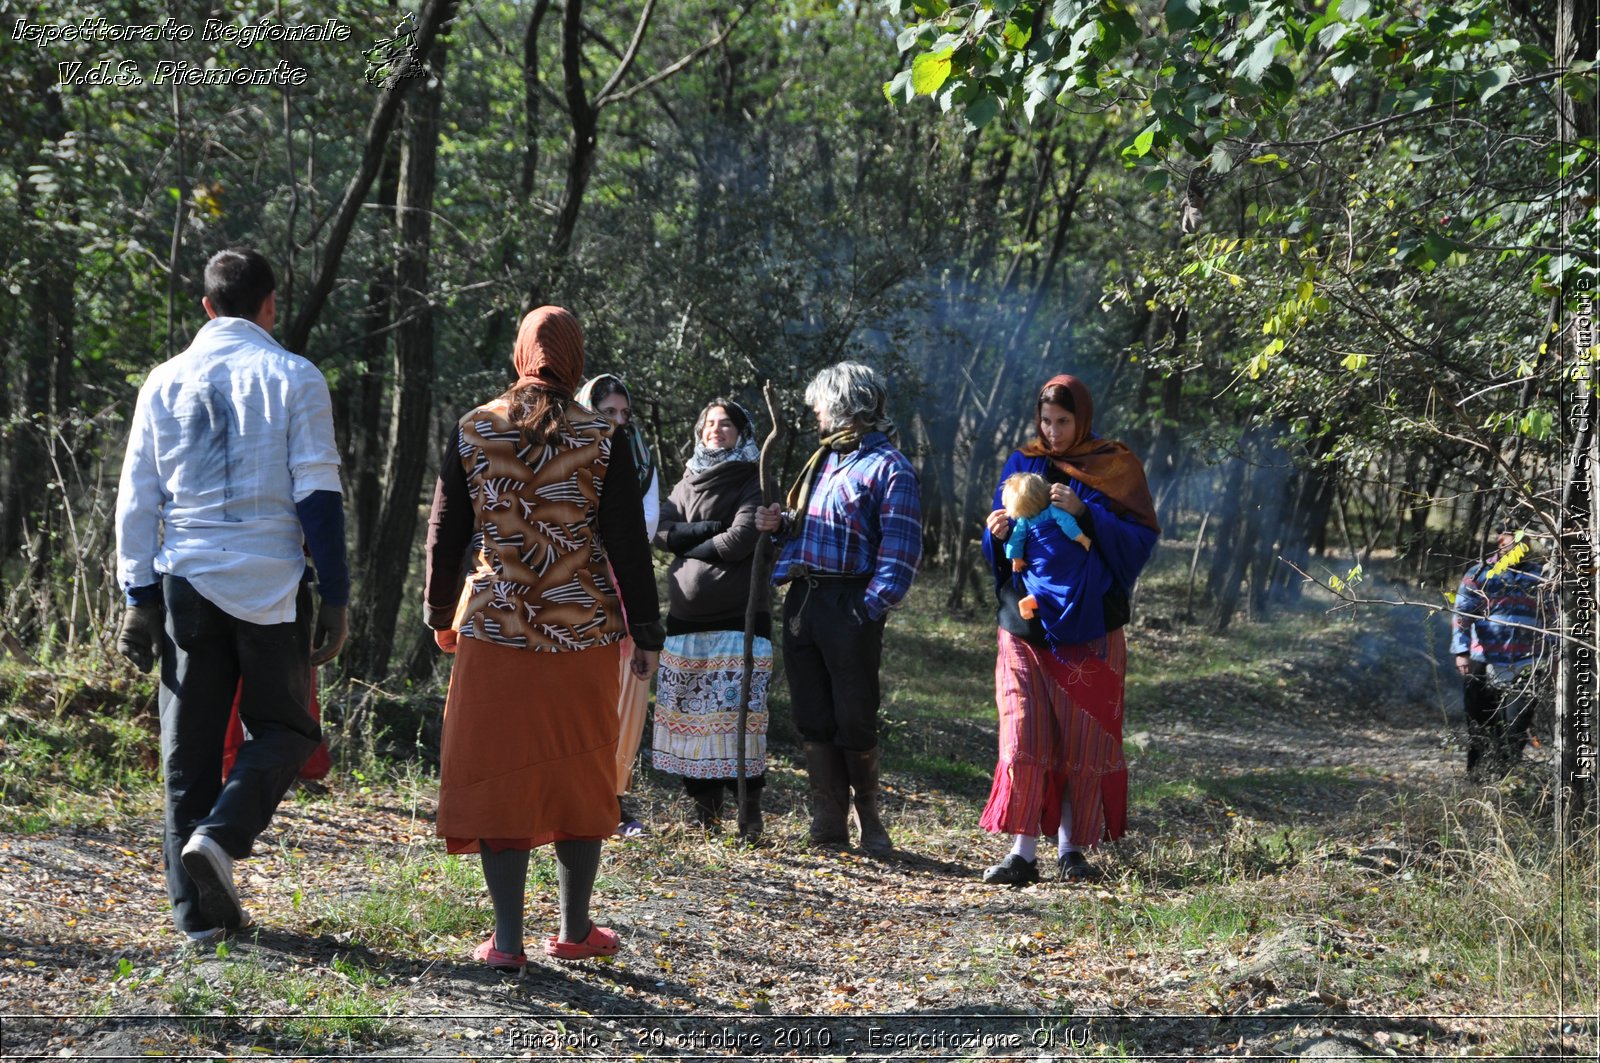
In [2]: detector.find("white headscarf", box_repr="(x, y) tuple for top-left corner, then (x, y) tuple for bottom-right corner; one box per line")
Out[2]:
(685, 399), (760, 474)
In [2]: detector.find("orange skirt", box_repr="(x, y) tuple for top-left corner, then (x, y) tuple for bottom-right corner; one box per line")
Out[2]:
(437, 636), (621, 852)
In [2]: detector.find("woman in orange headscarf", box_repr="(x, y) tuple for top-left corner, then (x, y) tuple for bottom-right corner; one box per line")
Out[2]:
(977, 375), (1159, 886)
(423, 306), (664, 972)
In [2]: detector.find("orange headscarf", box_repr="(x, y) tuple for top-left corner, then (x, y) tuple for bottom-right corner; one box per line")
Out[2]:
(1020, 374), (1161, 533)
(512, 306), (585, 396)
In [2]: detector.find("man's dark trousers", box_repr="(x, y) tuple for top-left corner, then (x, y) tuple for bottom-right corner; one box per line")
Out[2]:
(160, 575), (320, 932)
(1462, 664), (1534, 778)
(781, 580), (885, 750)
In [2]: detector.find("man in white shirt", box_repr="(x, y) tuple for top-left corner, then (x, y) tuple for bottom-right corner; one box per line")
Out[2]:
(114, 247), (351, 945)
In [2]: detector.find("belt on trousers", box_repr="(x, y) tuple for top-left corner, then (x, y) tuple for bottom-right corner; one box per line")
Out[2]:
(784, 568), (870, 635)
(788, 567), (870, 590)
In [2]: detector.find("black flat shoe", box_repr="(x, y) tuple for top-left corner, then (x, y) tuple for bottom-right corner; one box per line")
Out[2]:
(982, 853), (1040, 886)
(1057, 849), (1102, 882)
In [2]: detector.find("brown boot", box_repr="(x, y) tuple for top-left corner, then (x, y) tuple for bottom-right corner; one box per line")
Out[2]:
(803, 742), (850, 845)
(842, 746), (892, 854)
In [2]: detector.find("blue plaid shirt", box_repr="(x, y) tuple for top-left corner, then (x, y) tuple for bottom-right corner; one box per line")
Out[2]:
(1451, 556), (1549, 670)
(771, 432), (923, 620)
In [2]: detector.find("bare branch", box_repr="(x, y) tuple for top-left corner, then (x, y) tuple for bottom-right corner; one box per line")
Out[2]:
(1278, 556), (1571, 648)
(596, 0), (759, 111)
(1270, 70), (1570, 151)
(592, 0), (657, 108)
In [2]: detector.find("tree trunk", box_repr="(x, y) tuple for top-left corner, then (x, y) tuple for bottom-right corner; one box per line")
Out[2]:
(1214, 471), (1259, 632)
(1277, 436), (1335, 599)
(346, 39), (447, 682)
(336, 151), (401, 557)
(919, 135), (1027, 569)
(526, 0), (601, 310)
(1206, 444), (1250, 625)
(1243, 425), (1291, 617)
(945, 129), (1111, 610)
(473, 0), (554, 370)
(1143, 310), (1189, 523)
(910, 412), (947, 568)
(4, 62), (75, 634)
(283, 0), (457, 356)
(521, 0), (554, 197)
(1401, 458), (1448, 580)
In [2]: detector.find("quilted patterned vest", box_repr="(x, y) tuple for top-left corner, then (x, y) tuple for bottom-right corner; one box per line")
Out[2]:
(452, 399), (626, 651)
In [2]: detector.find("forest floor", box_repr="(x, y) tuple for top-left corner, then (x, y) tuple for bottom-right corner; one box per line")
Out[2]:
(0, 557), (1595, 1061)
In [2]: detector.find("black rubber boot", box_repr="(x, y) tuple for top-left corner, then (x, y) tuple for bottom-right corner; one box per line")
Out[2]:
(842, 746), (892, 854)
(803, 742), (850, 845)
(736, 784), (763, 843)
(683, 778), (723, 829)
(1467, 717), (1508, 782)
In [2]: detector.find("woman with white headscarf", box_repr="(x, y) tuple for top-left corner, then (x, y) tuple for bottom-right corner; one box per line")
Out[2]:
(651, 398), (771, 839)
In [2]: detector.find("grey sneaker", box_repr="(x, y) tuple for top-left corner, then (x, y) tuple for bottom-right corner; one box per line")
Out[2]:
(179, 912), (254, 950)
(181, 833), (245, 930)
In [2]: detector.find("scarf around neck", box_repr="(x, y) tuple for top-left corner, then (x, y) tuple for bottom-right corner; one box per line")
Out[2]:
(783, 426), (876, 534)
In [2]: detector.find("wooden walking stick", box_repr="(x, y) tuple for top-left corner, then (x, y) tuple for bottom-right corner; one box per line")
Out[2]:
(737, 381), (785, 840)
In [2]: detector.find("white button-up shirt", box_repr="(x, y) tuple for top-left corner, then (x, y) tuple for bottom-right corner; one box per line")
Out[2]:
(115, 316), (343, 625)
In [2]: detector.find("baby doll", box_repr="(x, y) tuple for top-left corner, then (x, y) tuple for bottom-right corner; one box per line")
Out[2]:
(1002, 471), (1091, 618)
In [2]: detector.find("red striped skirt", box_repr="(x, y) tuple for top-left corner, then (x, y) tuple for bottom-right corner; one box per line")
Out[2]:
(979, 627), (1127, 847)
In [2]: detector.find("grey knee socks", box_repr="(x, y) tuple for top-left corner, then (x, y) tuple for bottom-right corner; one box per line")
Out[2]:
(554, 839), (601, 943)
(479, 845), (530, 956)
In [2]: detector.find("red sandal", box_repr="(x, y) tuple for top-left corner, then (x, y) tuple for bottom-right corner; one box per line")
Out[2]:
(472, 933), (527, 975)
(543, 923), (619, 961)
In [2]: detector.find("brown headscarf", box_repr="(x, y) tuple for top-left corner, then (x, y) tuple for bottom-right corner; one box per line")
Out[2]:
(1020, 374), (1161, 533)
(512, 306), (585, 396)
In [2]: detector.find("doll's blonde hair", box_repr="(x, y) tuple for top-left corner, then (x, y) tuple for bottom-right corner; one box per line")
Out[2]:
(1002, 471), (1050, 519)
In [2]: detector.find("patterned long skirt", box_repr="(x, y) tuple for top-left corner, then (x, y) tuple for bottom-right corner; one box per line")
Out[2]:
(651, 630), (770, 779)
(979, 627), (1128, 847)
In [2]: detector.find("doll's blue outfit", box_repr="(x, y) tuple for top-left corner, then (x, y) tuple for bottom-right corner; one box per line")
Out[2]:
(1004, 507), (1087, 564)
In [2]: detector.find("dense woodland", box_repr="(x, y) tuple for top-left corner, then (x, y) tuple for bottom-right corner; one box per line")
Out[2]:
(1, 1), (1595, 819)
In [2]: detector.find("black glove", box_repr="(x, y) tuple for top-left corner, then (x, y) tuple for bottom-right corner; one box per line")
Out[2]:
(310, 603), (348, 666)
(116, 601), (163, 672)
(662, 520), (724, 554)
(683, 538), (720, 562)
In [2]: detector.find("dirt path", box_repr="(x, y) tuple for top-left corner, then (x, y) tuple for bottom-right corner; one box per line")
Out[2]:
(0, 591), (1581, 1061)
